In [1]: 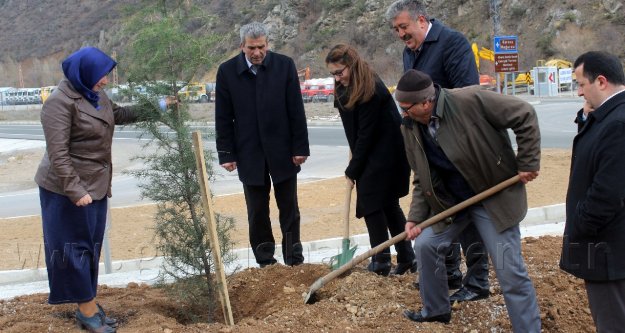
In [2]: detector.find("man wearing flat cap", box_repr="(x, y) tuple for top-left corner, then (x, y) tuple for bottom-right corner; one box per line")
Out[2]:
(396, 69), (542, 332)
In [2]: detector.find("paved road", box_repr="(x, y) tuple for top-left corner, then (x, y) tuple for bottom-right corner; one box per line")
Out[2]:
(0, 98), (583, 218)
(0, 125), (349, 218)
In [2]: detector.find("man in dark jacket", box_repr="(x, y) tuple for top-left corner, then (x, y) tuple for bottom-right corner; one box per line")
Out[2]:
(215, 22), (310, 267)
(386, 0), (489, 303)
(396, 70), (541, 331)
(560, 51), (625, 332)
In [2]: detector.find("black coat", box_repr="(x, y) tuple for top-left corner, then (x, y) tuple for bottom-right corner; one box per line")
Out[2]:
(336, 78), (410, 218)
(215, 51), (309, 185)
(560, 90), (625, 281)
(402, 19), (479, 88)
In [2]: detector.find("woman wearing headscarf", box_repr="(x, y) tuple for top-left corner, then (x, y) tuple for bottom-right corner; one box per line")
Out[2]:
(34, 47), (168, 332)
(325, 44), (416, 276)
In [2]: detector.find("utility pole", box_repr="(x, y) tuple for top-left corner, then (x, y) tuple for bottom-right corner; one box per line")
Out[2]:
(490, 0), (502, 93)
(111, 51), (119, 86)
(18, 63), (24, 88)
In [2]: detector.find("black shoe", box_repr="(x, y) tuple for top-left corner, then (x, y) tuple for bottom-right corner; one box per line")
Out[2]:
(449, 287), (489, 304)
(259, 260), (277, 268)
(367, 260), (391, 276)
(391, 259), (417, 275)
(96, 303), (118, 328)
(447, 276), (462, 290)
(403, 309), (451, 324)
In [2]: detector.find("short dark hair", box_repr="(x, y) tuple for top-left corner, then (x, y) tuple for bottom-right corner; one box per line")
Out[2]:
(574, 51), (625, 85)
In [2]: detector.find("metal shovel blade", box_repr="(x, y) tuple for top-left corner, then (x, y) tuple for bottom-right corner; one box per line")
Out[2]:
(329, 238), (357, 271)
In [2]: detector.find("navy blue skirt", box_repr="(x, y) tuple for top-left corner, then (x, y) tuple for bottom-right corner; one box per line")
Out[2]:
(39, 186), (107, 304)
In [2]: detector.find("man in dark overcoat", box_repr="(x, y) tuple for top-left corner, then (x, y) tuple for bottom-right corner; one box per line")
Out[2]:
(215, 22), (309, 267)
(560, 51), (625, 332)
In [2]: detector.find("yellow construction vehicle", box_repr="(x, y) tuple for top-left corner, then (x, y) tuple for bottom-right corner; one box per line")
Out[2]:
(40, 86), (56, 104)
(178, 82), (215, 103)
(472, 43), (497, 90)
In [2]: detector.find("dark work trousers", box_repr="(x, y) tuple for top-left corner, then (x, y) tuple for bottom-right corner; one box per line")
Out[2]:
(585, 279), (625, 332)
(243, 173), (304, 266)
(444, 220), (490, 292)
(363, 201), (415, 263)
(39, 186), (107, 304)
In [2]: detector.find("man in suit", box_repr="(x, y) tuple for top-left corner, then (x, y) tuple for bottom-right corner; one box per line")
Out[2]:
(386, 0), (489, 303)
(215, 22), (310, 267)
(560, 51), (625, 332)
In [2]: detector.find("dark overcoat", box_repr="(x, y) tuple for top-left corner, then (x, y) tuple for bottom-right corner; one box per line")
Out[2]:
(402, 19), (479, 88)
(560, 90), (625, 281)
(215, 51), (309, 186)
(336, 78), (410, 218)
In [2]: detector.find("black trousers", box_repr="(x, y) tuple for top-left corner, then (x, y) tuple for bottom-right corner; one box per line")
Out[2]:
(446, 220), (490, 292)
(363, 201), (415, 263)
(585, 278), (625, 332)
(243, 173), (303, 266)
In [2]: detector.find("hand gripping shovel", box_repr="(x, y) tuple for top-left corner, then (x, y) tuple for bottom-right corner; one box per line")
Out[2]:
(329, 182), (357, 270)
(304, 175), (521, 304)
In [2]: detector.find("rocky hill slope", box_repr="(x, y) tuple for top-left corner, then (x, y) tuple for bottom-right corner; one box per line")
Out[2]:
(0, 0), (623, 87)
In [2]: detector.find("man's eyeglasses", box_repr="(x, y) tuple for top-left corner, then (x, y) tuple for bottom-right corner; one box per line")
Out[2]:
(330, 66), (347, 77)
(400, 102), (418, 112)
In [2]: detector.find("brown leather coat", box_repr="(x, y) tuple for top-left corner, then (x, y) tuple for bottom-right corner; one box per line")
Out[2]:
(35, 79), (137, 203)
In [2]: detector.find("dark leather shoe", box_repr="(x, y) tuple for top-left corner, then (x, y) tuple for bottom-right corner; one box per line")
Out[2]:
(391, 259), (417, 275)
(367, 260), (391, 276)
(403, 309), (451, 324)
(447, 275), (462, 290)
(75, 310), (116, 333)
(96, 303), (118, 328)
(449, 287), (489, 304)
(259, 259), (278, 268)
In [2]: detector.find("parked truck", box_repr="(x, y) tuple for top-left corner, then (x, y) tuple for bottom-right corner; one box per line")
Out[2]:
(301, 77), (334, 103)
(178, 82), (215, 103)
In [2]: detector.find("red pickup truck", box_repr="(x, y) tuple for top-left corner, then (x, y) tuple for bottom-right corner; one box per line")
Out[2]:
(301, 78), (335, 103)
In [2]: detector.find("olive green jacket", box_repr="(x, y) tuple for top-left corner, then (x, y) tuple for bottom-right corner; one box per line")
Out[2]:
(401, 85), (541, 233)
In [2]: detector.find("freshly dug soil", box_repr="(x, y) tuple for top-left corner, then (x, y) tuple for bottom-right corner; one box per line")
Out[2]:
(0, 236), (593, 332)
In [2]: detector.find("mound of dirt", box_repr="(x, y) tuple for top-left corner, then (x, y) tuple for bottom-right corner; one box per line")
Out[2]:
(0, 236), (594, 332)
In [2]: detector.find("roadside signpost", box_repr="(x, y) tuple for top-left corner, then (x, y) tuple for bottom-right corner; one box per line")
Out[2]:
(494, 35), (518, 53)
(494, 53), (519, 72)
(494, 35), (519, 94)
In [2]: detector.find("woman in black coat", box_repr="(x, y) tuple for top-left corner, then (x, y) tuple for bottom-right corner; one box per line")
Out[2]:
(326, 44), (415, 275)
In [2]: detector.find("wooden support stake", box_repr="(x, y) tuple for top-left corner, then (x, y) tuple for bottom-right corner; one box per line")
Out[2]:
(192, 131), (234, 326)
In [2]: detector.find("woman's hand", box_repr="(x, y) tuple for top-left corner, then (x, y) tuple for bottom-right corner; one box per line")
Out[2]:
(75, 194), (93, 207)
(582, 100), (594, 117)
(165, 95), (179, 107)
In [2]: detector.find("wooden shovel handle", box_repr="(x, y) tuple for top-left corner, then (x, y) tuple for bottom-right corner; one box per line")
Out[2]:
(343, 182), (353, 239)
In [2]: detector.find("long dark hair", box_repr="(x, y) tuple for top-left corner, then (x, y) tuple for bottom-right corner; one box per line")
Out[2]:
(325, 44), (376, 109)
